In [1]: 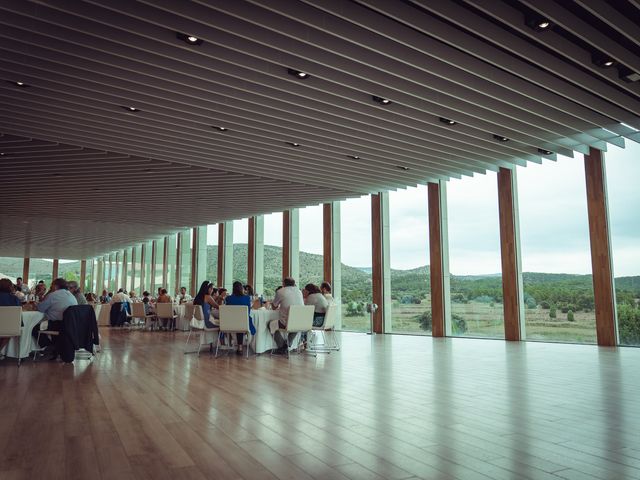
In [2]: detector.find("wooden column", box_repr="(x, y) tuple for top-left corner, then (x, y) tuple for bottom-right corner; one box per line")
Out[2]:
(162, 238), (169, 289)
(498, 168), (523, 341)
(22, 258), (30, 284)
(428, 183), (446, 337)
(323, 203), (333, 283)
(283, 210), (291, 279)
(150, 242), (157, 293)
(584, 148), (617, 346)
(217, 223), (225, 287)
(80, 260), (87, 291)
(248, 217), (256, 289)
(191, 227), (198, 296)
(52, 259), (59, 279)
(140, 244), (146, 292)
(371, 194), (384, 333)
(175, 234), (182, 292)
(130, 247), (136, 292)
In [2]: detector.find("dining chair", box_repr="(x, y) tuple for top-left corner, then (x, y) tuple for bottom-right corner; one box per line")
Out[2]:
(184, 305), (219, 355)
(131, 302), (156, 330)
(0, 306), (23, 366)
(271, 305), (315, 358)
(308, 304), (340, 353)
(155, 303), (177, 331)
(217, 305), (250, 358)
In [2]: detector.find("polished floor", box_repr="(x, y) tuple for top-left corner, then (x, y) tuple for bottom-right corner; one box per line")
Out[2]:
(0, 330), (639, 480)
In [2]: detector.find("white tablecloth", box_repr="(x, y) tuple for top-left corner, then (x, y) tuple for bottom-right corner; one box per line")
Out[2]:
(250, 309), (280, 354)
(175, 304), (190, 331)
(1, 311), (45, 359)
(96, 303), (111, 326)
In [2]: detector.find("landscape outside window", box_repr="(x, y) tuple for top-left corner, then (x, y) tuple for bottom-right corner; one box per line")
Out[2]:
(518, 155), (596, 343)
(133, 247), (142, 291)
(447, 172), (505, 339)
(262, 212), (283, 298)
(233, 218), (248, 285)
(205, 224), (218, 286)
(387, 186), (431, 335)
(298, 204), (324, 287)
(606, 143), (640, 346)
(179, 231), (191, 293)
(340, 195), (373, 332)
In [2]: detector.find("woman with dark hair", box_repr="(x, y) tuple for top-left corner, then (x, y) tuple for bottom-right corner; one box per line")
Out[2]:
(304, 283), (329, 327)
(0, 278), (21, 352)
(193, 281), (218, 329)
(225, 280), (254, 355)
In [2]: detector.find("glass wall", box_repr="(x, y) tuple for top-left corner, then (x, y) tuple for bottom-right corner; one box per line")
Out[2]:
(387, 186), (431, 335)
(298, 204), (323, 286)
(233, 219), (248, 284)
(340, 195), (372, 331)
(518, 155), (596, 343)
(0, 257), (25, 284)
(154, 238), (165, 292)
(166, 234), (177, 295)
(606, 143), (640, 346)
(206, 224), (219, 285)
(263, 212), (283, 297)
(179, 230), (192, 292)
(143, 242), (153, 294)
(447, 172), (505, 338)
(125, 248), (133, 292)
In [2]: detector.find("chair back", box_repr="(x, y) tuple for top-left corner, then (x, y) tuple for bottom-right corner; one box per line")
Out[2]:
(193, 304), (204, 321)
(287, 305), (314, 333)
(184, 302), (195, 321)
(322, 304), (337, 330)
(219, 305), (249, 333)
(0, 306), (22, 337)
(131, 302), (146, 317)
(156, 302), (174, 318)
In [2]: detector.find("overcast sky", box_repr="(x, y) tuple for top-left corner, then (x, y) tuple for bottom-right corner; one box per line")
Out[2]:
(207, 142), (639, 277)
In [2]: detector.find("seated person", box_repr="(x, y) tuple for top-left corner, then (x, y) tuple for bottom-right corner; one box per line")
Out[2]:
(36, 278), (78, 359)
(175, 286), (193, 304)
(99, 289), (110, 304)
(212, 288), (227, 319)
(320, 282), (334, 304)
(85, 292), (98, 304)
(155, 288), (173, 330)
(141, 291), (153, 315)
(304, 283), (329, 327)
(68, 281), (88, 305)
(128, 291), (139, 302)
(15, 277), (30, 295)
(225, 281), (253, 355)
(193, 282), (220, 352)
(271, 277), (304, 352)
(0, 278), (21, 352)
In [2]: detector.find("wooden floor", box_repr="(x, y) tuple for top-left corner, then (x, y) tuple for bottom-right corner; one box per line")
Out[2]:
(1, 331), (639, 480)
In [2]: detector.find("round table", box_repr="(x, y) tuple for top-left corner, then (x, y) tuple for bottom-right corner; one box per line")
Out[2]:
(1, 311), (45, 359)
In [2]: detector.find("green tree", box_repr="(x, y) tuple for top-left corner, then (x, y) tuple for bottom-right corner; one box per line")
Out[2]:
(567, 310), (575, 322)
(618, 304), (640, 345)
(417, 311), (432, 331)
(549, 305), (557, 319)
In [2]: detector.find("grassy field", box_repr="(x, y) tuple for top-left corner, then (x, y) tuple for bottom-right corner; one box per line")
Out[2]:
(339, 300), (598, 344)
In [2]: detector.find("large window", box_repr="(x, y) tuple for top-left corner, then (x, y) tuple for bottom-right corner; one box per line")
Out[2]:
(447, 172), (505, 339)
(165, 234), (177, 295)
(340, 195), (372, 332)
(263, 212), (283, 297)
(133, 247), (142, 292)
(233, 219), (248, 284)
(298, 204), (323, 286)
(518, 155), (596, 343)
(143, 242), (153, 294)
(179, 230), (192, 293)
(0, 257), (25, 284)
(606, 143), (640, 346)
(154, 238), (165, 292)
(206, 224), (218, 285)
(387, 186), (431, 335)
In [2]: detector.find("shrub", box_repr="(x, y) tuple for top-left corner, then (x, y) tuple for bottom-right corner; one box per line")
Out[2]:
(418, 311), (432, 331)
(618, 304), (640, 345)
(567, 310), (575, 322)
(549, 305), (557, 319)
(540, 301), (550, 309)
(345, 301), (365, 317)
(452, 313), (467, 334)
(474, 295), (494, 304)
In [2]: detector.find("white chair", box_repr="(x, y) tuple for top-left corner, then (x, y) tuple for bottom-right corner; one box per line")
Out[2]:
(272, 305), (314, 358)
(309, 304), (340, 353)
(155, 303), (177, 331)
(181, 302), (195, 331)
(131, 302), (156, 330)
(184, 305), (219, 355)
(0, 306), (23, 366)
(216, 305), (250, 358)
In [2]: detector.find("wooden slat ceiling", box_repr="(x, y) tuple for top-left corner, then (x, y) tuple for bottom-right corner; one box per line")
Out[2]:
(1, 0), (639, 259)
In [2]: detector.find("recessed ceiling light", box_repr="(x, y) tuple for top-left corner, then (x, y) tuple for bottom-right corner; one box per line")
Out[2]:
(372, 95), (391, 105)
(493, 134), (509, 142)
(286, 142), (301, 147)
(439, 117), (456, 125)
(538, 148), (553, 155)
(287, 68), (310, 79)
(592, 53), (615, 68)
(347, 155), (360, 160)
(525, 15), (551, 31)
(396, 165), (409, 171)
(121, 106), (140, 112)
(176, 32), (203, 45)
(212, 126), (227, 131)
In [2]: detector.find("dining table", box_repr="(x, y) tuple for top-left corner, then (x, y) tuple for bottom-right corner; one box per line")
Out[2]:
(1, 310), (45, 359)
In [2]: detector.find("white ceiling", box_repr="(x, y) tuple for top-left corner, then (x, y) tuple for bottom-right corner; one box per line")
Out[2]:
(1, 0), (639, 259)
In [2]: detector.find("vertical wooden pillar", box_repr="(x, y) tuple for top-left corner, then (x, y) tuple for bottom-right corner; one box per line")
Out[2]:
(175, 233), (182, 293)
(80, 260), (87, 291)
(52, 259), (59, 280)
(371, 194), (387, 333)
(191, 227), (198, 296)
(428, 183), (446, 337)
(217, 223), (225, 287)
(248, 217), (256, 289)
(150, 242), (157, 293)
(130, 247), (136, 292)
(584, 148), (617, 346)
(323, 203), (333, 283)
(498, 168), (524, 341)
(283, 211), (291, 279)
(162, 238), (169, 289)
(121, 250), (128, 290)
(22, 258), (30, 284)
(140, 244), (146, 293)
